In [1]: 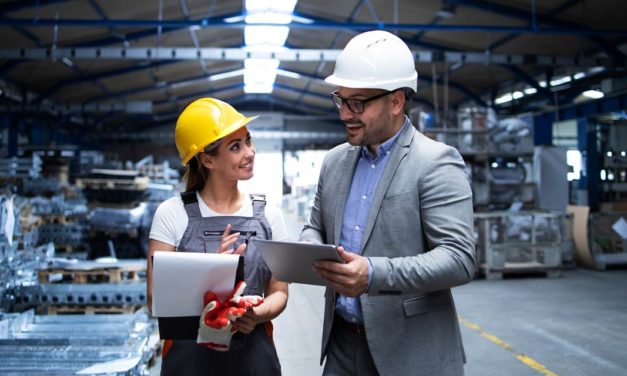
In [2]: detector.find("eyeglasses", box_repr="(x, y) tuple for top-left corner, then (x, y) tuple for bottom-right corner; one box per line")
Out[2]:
(331, 90), (397, 114)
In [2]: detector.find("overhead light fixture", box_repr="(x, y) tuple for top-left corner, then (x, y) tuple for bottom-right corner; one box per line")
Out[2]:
(245, 26), (290, 47)
(242, 0), (299, 94)
(244, 58), (279, 94)
(61, 57), (74, 68)
(436, 3), (456, 18)
(224, 15), (245, 23)
(209, 69), (245, 82)
(551, 76), (572, 86)
(582, 90), (604, 99)
(494, 93), (513, 105)
(291, 14), (314, 24)
(277, 69), (302, 79)
(245, 0), (297, 20)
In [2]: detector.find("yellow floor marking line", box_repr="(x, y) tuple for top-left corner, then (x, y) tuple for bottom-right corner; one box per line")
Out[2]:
(459, 316), (558, 376)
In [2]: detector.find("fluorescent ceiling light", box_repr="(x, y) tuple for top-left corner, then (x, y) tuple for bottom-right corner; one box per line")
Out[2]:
(244, 58), (279, 93)
(277, 69), (302, 79)
(291, 14), (314, 24)
(582, 90), (604, 99)
(436, 3), (456, 18)
(551, 76), (572, 86)
(246, 12), (293, 25)
(245, 25), (290, 46)
(61, 57), (74, 68)
(245, 0), (298, 25)
(246, 0), (297, 14)
(245, 58), (279, 76)
(495, 93), (513, 105)
(244, 83), (274, 94)
(244, 44), (288, 53)
(209, 69), (245, 82)
(224, 15), (245, 23)
(588, 66), (605, 74)
(524, 88), (537, 95)
(512, 91), (523, 99)
(573, 72), (586, 80)
(242, 1), (298, 94)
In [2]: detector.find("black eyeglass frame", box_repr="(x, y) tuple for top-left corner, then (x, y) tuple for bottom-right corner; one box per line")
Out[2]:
(331, 90), (398, 114)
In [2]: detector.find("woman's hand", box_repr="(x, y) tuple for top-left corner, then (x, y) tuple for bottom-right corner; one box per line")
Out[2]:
(218, 224), (247, 255)
(232, 305), (263, 334)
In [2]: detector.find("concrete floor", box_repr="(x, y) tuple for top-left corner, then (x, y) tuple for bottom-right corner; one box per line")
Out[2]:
(151, 211), (627, 375)
(454, 268), (627, 376)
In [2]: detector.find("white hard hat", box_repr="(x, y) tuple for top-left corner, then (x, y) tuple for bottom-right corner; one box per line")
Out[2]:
(325, 30), (418, 92)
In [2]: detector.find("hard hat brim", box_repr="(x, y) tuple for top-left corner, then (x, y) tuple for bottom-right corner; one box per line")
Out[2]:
(180, 114), (259, 165)
(325, 74), (417, 92)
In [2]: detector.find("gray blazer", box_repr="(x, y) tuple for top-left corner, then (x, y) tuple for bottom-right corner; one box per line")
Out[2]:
(301, 120), (476, 376)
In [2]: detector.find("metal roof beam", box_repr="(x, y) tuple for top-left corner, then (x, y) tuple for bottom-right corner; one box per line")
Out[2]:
(293, 11), (458, 52)
(154, 83), (242, 106)
(290, 0), (364, 104)
(447, 0), (626, 62)
(97, 127), (345, 143)
(274, 83), (331, 102)
(444, 0), (577, 28)
(0, 0), (70, 16)
(501, 65), (552, 100)
(86, 64), (243, 103)
(420, 74), (487, 108)
(231, 95), (334, 116)
(1, 17), (626, 37)
(36, 60), (177, 101)
(494, 68), (620, 113)
(0, 101), (152, 114)
(0, 47), (616, 67)
(487, 0), (583, 51)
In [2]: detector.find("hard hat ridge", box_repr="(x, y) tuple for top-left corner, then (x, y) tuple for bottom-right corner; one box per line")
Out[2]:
(325, 30), (418, 92)
(174, 98), (258, 165)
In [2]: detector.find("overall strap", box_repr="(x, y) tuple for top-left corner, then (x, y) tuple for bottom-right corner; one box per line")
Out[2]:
(180, 191), (202, 218)
(250, 193), (266, 219)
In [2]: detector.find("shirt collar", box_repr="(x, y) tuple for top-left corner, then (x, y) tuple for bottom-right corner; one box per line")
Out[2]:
(361, 116), (409, 160)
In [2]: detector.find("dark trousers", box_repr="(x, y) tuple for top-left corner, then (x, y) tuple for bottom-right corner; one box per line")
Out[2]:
(161, 326), (281, 376)
(323, 316), (379, 376)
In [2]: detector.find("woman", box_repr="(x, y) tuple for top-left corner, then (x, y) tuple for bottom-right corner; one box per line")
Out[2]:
(147, 97), (288, 375)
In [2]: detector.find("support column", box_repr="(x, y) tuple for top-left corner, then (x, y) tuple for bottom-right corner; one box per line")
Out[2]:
(577, 117), (599, 211)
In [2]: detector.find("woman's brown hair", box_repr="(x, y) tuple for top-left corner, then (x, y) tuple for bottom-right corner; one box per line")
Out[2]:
(182, 139), (222, 192)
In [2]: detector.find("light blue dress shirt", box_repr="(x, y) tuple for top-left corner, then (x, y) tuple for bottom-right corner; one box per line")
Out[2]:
(335, 119), (408, 324)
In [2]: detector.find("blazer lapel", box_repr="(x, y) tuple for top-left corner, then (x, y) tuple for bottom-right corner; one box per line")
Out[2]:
(333, 146), (360, 245)
(360, 124), (415, 254)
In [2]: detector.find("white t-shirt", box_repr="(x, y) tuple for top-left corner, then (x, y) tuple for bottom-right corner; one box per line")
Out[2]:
(149, 191), (288, 247)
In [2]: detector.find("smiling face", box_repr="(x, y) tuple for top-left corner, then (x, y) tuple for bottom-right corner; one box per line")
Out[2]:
(201, 126), (255, 183)
(334, 87), (405, 153)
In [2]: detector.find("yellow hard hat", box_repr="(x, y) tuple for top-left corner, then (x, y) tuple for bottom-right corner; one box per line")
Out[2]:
(175, 98), (258, 165)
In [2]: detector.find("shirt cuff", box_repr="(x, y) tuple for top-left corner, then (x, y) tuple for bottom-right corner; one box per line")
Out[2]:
(366, 257), (373, 292)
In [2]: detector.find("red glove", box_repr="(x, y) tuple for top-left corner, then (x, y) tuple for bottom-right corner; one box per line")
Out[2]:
(196, 281), (263, 351)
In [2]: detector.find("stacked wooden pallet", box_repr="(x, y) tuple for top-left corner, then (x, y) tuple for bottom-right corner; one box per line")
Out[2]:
(37, 259), (147, 315)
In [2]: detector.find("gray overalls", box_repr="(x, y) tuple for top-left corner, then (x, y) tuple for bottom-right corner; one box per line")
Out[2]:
(160, 192), (281, 376)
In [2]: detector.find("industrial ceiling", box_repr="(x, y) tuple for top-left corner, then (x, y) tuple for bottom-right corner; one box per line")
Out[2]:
(0, 0), (625, 135)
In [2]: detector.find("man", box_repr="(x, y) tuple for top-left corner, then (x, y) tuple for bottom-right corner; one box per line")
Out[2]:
(300, 30), (476, 376)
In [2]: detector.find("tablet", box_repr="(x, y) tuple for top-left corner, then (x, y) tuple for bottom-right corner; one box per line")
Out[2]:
(254, 239), (343, 286)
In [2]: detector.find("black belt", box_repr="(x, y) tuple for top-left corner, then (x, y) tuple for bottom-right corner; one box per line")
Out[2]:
(335, 314), (366, 338)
